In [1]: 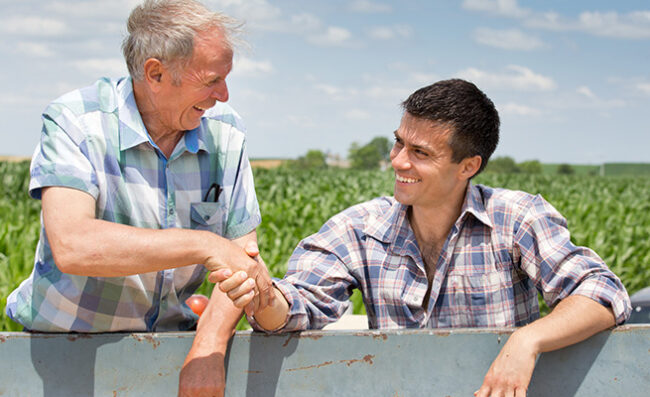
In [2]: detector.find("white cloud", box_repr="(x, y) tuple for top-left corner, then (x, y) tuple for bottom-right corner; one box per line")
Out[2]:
(455, 65), (557, 92)
(308, 26), (353, 47)
(0, 16), (68, 36)
(44, 1), (137, 19)
(368, 25), (413, 40)
(637, 83), (650, 95)
(499, 102), (541, 116)
(71, 58), (128, 77)
(345, 109), (372, 120)
(349, 0), (392, 13)
(576, 86), (596, 99)
(16, 41), (56, 58)
(462, 0), (530, 18)
(290, 13), (322, 32)
(232, 57), (273, 77)
(473, 28), (544, 50)
(212, 0), (283, 30)
(464, 1), (650, 40)
(526, 11), (650, 39)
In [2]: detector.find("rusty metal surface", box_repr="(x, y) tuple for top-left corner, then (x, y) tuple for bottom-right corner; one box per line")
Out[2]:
(0, 325), (648, 396)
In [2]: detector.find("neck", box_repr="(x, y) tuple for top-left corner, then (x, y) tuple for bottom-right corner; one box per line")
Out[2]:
(408, 182), (468, 246)
(132, 79), (183, 158)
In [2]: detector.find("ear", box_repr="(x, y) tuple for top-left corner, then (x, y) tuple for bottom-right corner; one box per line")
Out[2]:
(458, 155), (482, 180)
(142, 58), (165, 91)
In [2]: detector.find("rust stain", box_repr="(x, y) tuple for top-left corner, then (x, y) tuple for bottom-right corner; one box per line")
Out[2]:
(66, 334), (92, 342)
(133, 334), (161, 349)
(372, 333), (388, 341)
(0, 335), (6, 343)
(285, 361), (334, 372)
(339, 354), (375, 367)
(245, 370), (264, 374)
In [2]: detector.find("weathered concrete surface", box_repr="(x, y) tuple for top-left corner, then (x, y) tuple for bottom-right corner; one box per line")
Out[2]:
(0, 325), (648, 396)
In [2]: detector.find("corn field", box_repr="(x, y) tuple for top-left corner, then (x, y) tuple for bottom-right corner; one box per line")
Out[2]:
(1, 161), (649, 331)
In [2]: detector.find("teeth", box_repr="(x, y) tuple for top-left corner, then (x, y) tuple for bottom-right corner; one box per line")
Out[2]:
(396, 175), (420, 183)
(194, 105), (207, 111)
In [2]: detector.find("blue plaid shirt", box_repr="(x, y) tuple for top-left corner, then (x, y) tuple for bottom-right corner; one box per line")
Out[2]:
(260, 184), (631, 331)
(6, 77), (261, 332)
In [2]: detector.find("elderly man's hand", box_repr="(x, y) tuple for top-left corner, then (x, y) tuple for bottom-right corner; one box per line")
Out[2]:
(207, 239), (274, 314)
(474, 330), (536, 397)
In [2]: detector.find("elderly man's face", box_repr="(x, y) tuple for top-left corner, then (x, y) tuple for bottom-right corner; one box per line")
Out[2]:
(155, 28), (233, 134)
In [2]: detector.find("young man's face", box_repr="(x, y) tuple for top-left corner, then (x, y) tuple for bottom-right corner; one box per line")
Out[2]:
(390, 113), (467, 211)
(154, 28), (233, 133)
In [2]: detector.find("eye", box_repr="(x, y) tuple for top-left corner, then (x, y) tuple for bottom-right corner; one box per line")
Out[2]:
(414, 149), (429, 158)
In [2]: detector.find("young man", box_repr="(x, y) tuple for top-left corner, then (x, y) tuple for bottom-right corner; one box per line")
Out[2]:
(215, 79), (631, 396)
(5, 1), (273, 396)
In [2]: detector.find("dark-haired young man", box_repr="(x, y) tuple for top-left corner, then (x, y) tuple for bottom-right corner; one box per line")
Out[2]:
(215, 79), (631, 396)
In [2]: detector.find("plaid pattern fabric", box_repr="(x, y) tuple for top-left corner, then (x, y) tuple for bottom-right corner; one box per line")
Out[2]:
(263, 184), (630, 331)
(6, 77), (261, 332)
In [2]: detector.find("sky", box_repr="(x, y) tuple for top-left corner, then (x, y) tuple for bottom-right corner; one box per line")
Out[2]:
(1, 0), (649, 164)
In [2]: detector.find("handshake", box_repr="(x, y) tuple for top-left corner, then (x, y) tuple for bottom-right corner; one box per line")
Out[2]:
(206, 240), (278, 317)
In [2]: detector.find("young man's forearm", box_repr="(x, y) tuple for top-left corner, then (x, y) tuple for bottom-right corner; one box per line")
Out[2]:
(475, 295), (616, 397)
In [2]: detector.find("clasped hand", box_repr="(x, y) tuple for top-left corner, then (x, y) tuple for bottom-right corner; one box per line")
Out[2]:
(206, 241), (273, 314)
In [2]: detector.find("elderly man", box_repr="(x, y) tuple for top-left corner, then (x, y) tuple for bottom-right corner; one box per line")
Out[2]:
(5, 1), (272, 396)
(216, 79), (631, 396)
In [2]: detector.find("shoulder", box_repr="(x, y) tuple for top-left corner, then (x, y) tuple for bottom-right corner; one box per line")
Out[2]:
(323, 197), (396, 235)
(199, 102), (247, 151)
(47, 77), (121, 118)
(477, 184), (546, 215)
(476, 184), (565, 229)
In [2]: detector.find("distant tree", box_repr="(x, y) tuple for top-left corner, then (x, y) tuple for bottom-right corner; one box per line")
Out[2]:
(287, 149), (327, 169)
(367, 137), (392, 162)
(485, 156), (520, 173)
(557, 163), (575, 175)
(518, 160), (542, 174)
(348, 136), (391, 170)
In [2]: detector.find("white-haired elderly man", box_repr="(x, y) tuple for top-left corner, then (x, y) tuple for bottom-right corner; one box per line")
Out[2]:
(5, 1), (273, 395)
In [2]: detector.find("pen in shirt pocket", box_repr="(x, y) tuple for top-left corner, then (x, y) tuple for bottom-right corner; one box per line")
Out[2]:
(204, 183), (222, 202)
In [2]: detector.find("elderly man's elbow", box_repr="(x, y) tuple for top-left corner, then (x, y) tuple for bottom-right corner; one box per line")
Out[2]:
(49, 235), (89, 275)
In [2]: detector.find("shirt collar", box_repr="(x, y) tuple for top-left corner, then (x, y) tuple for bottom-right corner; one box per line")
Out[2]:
(362, 198), (421, 259)
(361, 184), (494, 258)
(117, 77), (150, 152)
(116, 77), (209, 155)
(458, 182), (493, 229)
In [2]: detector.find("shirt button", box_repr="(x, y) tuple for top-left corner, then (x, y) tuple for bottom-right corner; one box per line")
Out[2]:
(204, 215), (210, 221)
(169, 208), (175, 215)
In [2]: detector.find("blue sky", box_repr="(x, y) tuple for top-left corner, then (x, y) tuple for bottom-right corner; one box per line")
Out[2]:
(1, 0), (649, 164)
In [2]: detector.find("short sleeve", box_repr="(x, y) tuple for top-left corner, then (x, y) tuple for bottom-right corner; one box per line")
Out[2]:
(29, 103), (98, 200)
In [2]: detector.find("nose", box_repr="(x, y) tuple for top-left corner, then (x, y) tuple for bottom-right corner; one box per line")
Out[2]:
(211, 80), (229, 102)
(390, 145), (410, 170)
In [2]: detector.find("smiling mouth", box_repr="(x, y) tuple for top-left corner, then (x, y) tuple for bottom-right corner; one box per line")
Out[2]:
(395, 174), (421, 183)
(193, 105), (208, 112)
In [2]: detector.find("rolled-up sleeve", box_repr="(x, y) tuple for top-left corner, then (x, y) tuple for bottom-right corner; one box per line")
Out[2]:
(515, 195), (632, 325)
(248, 218), (359, 332)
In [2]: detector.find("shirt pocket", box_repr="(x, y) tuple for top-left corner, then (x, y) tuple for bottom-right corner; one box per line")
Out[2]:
(445, 269), (515, 327)
(190, 202), (227, 235)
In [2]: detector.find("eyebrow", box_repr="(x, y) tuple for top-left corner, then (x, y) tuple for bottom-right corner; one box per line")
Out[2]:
(393, 130), (433, 153)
